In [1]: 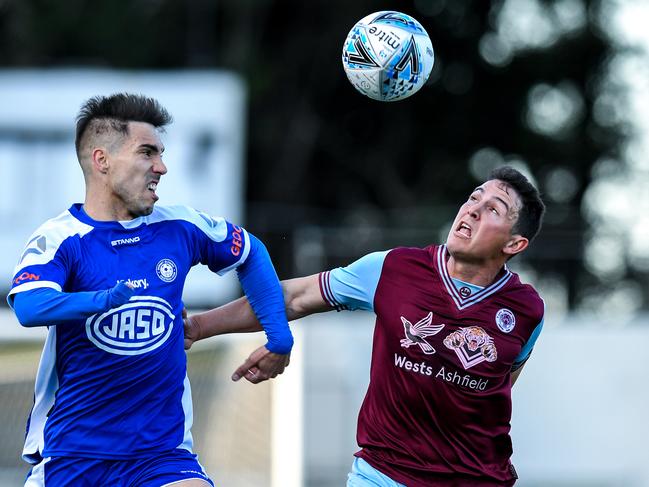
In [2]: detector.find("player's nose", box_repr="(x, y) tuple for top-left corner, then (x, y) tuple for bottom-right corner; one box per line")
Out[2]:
(466, 203), (480, 219)
(153, 159), (168, 175)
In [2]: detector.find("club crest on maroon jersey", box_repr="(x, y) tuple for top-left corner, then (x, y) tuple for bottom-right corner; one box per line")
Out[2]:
(495, 308), (516, 333)
(399, 312), (445, 355)
(443, 326), (498, 369)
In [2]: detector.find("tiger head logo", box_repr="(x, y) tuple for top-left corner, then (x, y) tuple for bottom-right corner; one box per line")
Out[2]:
(443, 326), (497, 369)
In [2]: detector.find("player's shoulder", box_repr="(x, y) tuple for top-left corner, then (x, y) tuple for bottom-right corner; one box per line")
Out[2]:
(16, 208), (94, 270)
(385, 244), (438, 259)
(150, 204), (203, 222)
(506, 271), (545, 318)
(27, 208), (94, 247)
(150, 205), (223, 227)
(374, 245), (439, 282)
(149, 205), (234, 241)
(383, 244), (438, 267)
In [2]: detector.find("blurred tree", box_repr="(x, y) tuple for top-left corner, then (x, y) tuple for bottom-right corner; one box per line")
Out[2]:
(0, 0), (621, 309)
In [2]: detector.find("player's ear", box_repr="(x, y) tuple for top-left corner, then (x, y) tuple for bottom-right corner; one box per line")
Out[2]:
(91, 147), (109, 175)
(503, 235), (528, 257)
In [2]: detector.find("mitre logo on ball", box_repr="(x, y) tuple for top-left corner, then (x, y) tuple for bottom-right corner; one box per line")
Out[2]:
(342, 11), (435, 102)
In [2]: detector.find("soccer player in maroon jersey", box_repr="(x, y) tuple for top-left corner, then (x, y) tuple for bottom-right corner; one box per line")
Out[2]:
(184, 166), (545, 486)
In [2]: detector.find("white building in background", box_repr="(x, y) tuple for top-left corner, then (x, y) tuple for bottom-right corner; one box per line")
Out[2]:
(0, 69), (246, 306)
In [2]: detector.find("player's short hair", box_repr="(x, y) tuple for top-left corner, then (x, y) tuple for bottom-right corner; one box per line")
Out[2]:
(488, 166), (545, 243)
(75, 93), (172, 158)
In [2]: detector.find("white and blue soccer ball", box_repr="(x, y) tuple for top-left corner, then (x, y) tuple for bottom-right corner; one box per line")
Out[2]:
(342, 11), (434, 102)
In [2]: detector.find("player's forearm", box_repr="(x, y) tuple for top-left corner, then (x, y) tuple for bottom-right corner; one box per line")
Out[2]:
(189, 288), (304, 341)
(236, 235), (293, 354)
(11, 283), (135, 327)
(283, 275), (332, 319)
(192, 275), (329, 341)
(191, 297), (264, 338)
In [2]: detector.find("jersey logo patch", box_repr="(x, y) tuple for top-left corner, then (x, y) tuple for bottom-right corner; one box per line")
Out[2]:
(459, 286), (471, 298)
(19, 235), (46, 263)
(400, 312), (445, 355)
(443, 326), (497, 369)
(85, 296), (175, 355)
(495, 308), (516, 333)
(111, 236), (141, 247)
(156, 258), (178, 283)
(14, 271), (41, 285)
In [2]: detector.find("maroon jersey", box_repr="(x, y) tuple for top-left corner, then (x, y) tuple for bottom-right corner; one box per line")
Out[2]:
(319, 245), (544, 486)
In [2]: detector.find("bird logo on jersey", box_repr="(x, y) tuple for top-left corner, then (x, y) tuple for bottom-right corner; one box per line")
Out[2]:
(443, 326), (497, 369)
(400, 312), (445, 355)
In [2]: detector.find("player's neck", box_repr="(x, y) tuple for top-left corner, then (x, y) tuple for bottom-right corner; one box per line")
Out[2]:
(83, 195), (134, 222)
(446, 255), (505, 287)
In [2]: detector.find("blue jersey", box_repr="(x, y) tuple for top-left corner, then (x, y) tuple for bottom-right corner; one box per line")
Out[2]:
(8, 203), (251, 463)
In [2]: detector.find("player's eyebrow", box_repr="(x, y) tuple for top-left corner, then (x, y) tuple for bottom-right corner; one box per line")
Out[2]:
(138, 143), (164, 154)
(472, 186), (510, 212)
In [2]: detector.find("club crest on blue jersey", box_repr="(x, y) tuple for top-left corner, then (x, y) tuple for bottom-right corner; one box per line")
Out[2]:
(399, 312), (445, 355)
(156, 258), (178, 283)
(443, 326), (498, 369)
(495, 308), (516, 333)
(85, 296), (175, 355)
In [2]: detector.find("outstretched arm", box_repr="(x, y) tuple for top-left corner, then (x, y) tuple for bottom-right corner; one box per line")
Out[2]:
(187, 251), (388, 383)
(185, 275), (329, 342)
(12, 281), (136, 327)
(185, 275), (331, 383)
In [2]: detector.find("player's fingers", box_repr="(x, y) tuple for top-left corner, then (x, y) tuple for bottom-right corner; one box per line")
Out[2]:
(246, 367), (269, 384)
(232, 358), (257, 382)
(181, 307), (187, 319)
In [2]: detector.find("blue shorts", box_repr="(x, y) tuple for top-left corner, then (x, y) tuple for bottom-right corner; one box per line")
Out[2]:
(347, 457), (406, 487)
(24, 448), (213, 487)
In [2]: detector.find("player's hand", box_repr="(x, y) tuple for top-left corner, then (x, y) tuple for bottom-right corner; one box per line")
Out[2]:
(232, 345), (291, 384)
(108, 280), (137, 308)
(183, 308), (202, 350)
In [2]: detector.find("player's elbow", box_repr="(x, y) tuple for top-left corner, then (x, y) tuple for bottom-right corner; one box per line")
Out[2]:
(282, 275), (321, 320)
(282, 282), (303, 320)
(12, 295), (46, 327)
(13, 308), (44, 328)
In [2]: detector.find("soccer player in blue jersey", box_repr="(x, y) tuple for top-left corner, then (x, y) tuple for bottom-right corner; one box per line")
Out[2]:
(7, 93), (293, 486)
(185, 167), (546, 486)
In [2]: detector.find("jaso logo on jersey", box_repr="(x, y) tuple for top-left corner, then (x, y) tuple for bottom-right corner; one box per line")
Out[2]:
(85, 296), (175, 355)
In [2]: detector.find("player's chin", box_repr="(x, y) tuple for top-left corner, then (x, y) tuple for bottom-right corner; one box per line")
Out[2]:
(132, 201), (155, 217)
(141, 192), (158, 214)
(446, 233), (470, 252)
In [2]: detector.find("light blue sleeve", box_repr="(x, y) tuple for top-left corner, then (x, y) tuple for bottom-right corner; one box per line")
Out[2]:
(320, 251), (389, 312)
(512, 317), (544, 371)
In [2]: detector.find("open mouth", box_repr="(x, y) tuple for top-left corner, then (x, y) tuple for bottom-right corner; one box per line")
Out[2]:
(456, 222), (472, 238)
(147, 182), (159, 200)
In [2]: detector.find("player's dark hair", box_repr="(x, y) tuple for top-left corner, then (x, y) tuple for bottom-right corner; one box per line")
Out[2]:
(488, 166), (545, 243)
(75, 93), (172, 156)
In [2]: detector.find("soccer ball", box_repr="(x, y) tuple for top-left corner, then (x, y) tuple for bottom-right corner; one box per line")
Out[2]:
(342, 11), (434, 102)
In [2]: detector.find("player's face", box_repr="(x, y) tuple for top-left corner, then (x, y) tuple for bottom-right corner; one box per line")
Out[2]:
(446, 179), (526, 262)
(106, 122), (167, 219)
